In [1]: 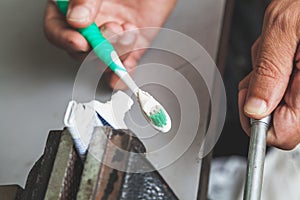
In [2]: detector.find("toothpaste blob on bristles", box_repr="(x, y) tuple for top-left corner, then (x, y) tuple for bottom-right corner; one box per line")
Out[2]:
(137, 89), (171, 133)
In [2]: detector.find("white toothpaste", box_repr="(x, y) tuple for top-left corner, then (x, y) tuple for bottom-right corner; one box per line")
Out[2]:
(64, 91), (133, 158)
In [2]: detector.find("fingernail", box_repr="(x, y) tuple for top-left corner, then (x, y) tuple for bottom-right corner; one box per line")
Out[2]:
(101, 27), (118, 43)
(67, 6), (90, 23)
(120, 33), (135, 45)
(244, 97), (267, 115)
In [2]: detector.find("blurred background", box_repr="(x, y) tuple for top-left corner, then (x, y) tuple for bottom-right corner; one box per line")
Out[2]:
(213, 0), (270, 158)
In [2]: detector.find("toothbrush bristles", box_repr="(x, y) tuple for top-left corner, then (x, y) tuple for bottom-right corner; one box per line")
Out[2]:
(149, 106), (167, 127)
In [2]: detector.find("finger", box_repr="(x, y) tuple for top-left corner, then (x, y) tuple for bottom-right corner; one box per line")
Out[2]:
(115, 23), (139, 61)
(80, 22), (124, 62)
(119, 23), (139, 46)
(102, 23), (139, 60)
(109, 71), (134, 90)
(102, 23), (140, 90)
(100, 22), (138, 60)
(107, 54), (138, 90)
(238, 72), (252, 91)
(267, 69), (300, 149)
(106, 49), (143, 90)
(108, 48), (146, 90)
(295, 44), (300, 69)
(67, 0), (102, 28)
(238, 88), (251, 136)
(100, 22), (123, 43)
(244, 16), (298, 119)
(68, 51), (88, 61)
(99, 22), (124, 88)
(104, 67), (135, 90)
(251, 36), (261, 67)
(284, 69), (300, 111)
(109, 29), (149, 89)
(44, 1), (89, 52)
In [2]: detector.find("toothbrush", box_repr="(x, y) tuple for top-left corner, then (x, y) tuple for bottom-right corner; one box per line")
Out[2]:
(56, 0), (171, 132)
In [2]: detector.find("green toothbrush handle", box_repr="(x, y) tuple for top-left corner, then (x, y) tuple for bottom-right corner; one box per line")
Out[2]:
(56, 1), (127, 72)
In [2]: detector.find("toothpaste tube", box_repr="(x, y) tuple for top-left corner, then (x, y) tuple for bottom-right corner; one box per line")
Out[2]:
(63, 91), (133, 159)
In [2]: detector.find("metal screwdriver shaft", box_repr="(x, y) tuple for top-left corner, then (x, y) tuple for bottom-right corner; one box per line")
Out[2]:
(243, 115), (271, 200)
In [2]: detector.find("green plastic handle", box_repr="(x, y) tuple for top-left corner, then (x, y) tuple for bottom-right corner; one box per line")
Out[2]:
(56, 1), (126, 72)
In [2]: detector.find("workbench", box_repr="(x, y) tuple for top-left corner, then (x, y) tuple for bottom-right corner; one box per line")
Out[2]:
(0, 0), (232, 199)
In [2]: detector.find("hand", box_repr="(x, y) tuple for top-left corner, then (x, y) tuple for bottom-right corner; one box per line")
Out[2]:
(44, 0), (176, 89)
(238, 0), (300, 150)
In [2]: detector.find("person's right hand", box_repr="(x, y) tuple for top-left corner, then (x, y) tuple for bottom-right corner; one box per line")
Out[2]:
(44, 0), (176, 89)
(238, 0), (300, 150)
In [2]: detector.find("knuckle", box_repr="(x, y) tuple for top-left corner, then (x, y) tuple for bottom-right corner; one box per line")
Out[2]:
(276, 136), (298, 150)
(296, 61), (300, 70)
(251, 41), (256, 52)
(65, 37), (78, 50)
(274, 125), (300, 150)
(238, 80), (243, 90)
(251, 43), (257, 57)
(251, 42), (259, 65)
(264, 1), (299, 32)
(255, 58), (282, 80)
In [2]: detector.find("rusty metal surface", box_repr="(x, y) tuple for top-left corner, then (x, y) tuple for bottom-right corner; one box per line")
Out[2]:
(14, 129), (83, 200)
(60, 149), (83, 200)
(77, 127), (108, 200)
(44, 129), (83, 200)
(77, 127), (178, 200)
(93, 128), (131, 200)
(77, 127), (143, 200)
(0, 185), (23, 200)
(15, 131), (62, 200)
(120, 154), (178, 200)
(13, 127), (178, 200)
(120, 129), (177, 200)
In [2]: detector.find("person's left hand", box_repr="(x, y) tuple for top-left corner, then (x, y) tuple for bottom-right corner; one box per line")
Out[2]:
(44, 0), (176, 89)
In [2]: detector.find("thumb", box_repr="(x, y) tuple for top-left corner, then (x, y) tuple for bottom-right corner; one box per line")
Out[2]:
(66, 0), (102, 28)
(244, 19), (298, 119)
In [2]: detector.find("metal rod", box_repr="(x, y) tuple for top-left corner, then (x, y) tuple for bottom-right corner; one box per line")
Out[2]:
(243, 115), (271, 200)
